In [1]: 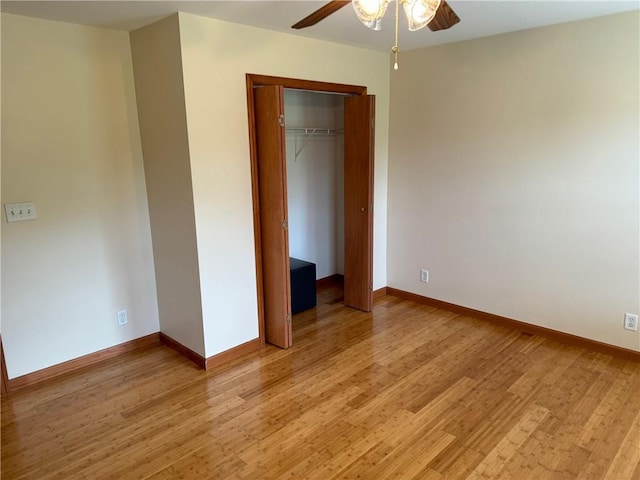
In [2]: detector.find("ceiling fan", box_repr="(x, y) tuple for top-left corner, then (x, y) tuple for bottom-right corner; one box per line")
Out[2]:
(292, 0), (459, 32)
(292, 0), (460, 69)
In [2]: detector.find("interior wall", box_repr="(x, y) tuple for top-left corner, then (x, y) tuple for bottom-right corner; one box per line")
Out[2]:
(129, 15), (205, 356)
(1, 13), (160, 378)
(177, 13), (390, 357)
(387, 12), (639, 351)
(284, 90), (344, 279)
(0, 11), (4, 337)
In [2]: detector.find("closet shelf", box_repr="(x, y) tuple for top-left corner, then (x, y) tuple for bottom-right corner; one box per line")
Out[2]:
(285, 127), (343, 160)
(286, 127), (342, 135)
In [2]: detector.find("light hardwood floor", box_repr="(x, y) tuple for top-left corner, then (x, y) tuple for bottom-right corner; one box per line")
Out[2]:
(2, 284), (639, 479)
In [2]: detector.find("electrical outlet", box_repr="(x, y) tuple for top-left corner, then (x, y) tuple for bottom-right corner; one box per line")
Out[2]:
(420, 269), (429, 283)
(117, 309), (128, 326)
(624, 313), (638, 332)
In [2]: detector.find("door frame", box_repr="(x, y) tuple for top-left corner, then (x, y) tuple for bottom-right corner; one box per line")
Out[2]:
(1, 337), (9, 395)
(246, 74), (369, 348)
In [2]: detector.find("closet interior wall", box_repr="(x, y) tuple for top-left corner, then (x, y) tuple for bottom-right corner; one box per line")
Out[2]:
(284, 89), (345, 280)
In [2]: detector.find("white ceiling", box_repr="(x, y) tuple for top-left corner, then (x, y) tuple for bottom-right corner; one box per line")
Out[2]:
(1, 1), (638, 52)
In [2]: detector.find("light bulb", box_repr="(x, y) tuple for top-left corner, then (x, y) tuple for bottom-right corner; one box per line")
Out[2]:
(352, 0), (390, 30)
(403, 0), (441, 31)
(358, 0), (385, 15)
(394, 62), (398, 70)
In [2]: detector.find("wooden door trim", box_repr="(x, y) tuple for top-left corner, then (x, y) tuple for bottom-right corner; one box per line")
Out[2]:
(246, 74), (368, 348)
(247, 74), (367, 96)
(1, 336), (9, 395)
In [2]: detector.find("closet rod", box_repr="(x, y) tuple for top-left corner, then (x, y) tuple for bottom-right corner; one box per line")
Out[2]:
(285, 127), (343, 135)
(286, 127), (343, 160)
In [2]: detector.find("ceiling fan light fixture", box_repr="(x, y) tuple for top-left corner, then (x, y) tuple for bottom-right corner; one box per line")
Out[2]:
(352, 0), (390, 30)
(361, 17), (384, 30)
(292, 0), (460, 71)
(402, 0), (441, 31)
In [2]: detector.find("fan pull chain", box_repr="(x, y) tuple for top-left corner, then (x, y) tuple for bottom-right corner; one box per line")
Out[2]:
(392, 0), (399, 70)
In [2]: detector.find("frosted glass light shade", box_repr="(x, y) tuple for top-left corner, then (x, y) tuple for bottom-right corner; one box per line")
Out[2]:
(402, 0), (441, 31)
(352, 0), (390, 31)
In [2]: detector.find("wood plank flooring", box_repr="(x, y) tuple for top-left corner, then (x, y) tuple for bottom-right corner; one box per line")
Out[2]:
(2, 283), (639, 479)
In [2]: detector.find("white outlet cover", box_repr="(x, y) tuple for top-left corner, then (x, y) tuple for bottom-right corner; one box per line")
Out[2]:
(117, 309), (128, 326)
(420, 269), (429, 283)
(624, 313), (638, 332)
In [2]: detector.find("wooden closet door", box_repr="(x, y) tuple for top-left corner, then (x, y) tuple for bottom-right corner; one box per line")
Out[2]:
(254, 85), (292, 348)
(344, 94), (375, 312)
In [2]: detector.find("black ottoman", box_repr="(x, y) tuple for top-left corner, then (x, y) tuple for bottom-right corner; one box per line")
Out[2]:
(290, 258), (316, 314)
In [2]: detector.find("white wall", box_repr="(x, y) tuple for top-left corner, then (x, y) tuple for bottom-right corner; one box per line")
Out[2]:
(285, 90), (345, 279)
(1, 14), (160, 378)
(387, 12), (639, 351)
(177, 13), (390, 357)
(1, 9), (635, 380)
(0, 11), (4, 337)
(130, 15), (205, 356)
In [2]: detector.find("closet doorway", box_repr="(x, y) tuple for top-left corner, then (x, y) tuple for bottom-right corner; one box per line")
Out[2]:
(246, 74), (375, 349)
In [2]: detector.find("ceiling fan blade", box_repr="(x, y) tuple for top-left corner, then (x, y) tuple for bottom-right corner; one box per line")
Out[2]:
(292, 1), (351, 29)
(428, 1), (460, 31)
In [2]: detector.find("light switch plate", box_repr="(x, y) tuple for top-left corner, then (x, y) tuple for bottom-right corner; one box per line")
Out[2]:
(4, 202), (37, 223)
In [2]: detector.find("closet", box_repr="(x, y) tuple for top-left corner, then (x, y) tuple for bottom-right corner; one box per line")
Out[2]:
(247, 74), (374, 349)
(284, 89), (345, 289)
